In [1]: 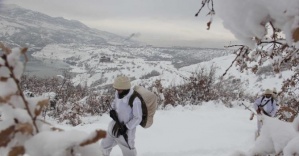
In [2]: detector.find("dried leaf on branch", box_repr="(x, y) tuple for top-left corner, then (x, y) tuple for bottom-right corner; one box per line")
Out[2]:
(79, 130), (107, 147)
(8, 146), (25, 156)
(15, 122), (33, 135)
(0, 126), (15, 147)
(292, 27), (299, 42)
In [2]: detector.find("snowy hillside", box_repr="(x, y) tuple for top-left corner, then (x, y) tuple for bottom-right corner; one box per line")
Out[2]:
(32, 44), (230, 89)
(0, 4), (138, 47)
(32, 42), (292, 96)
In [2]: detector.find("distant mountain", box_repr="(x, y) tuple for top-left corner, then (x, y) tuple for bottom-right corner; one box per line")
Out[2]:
(0, 4), (139, 48)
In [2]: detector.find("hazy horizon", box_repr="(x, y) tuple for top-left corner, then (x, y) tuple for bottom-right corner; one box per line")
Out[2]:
(3, 0), (238, 48)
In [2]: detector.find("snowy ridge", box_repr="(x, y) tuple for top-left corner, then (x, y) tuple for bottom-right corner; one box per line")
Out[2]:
(0, 4), (139, 47)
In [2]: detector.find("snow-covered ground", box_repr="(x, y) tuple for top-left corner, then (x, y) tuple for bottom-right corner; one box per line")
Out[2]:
(32, 43), (294, 96)
(31, 44), (229, 89)
(51, 102), (257, 156)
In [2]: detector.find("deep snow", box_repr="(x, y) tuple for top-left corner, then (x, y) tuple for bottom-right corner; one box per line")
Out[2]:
(52, 103), (257, 156)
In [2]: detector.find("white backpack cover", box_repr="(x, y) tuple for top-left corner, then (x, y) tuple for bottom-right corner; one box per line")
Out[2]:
(129, 85), (158, 128)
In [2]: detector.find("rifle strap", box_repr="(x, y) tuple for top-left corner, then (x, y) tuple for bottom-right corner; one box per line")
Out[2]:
(262, 109), (271, 117)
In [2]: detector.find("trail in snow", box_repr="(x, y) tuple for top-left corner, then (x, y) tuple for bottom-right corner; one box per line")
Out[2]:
(56, 104), (256, 156)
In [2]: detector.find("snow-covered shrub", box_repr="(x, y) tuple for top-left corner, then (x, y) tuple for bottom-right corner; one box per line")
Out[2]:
(86, 93), (113, 115)
(0, 44), (106, 156)
(20, 73), (113, 123)
(276, 106), (297, 122)
(163, 87), (180, 106)
(213, 76), (247, 107)
(57, 100), (84, 126)
(21, 75), (62, 96)
(237, 115), (299, 156)
(162, 65), (247, 107)
(151, 79), (165, 105)
(21, 70), (87, 105)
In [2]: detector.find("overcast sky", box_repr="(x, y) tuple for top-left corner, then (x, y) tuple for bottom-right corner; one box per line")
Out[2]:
(3, 0), (237, 48)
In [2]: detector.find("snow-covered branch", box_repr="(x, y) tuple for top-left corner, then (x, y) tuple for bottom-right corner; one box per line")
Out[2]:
(196, 0), (299, 105)
(0, 44), (106, 156)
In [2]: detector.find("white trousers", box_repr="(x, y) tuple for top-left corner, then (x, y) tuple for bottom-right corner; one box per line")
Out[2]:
(101, 121), (137, 156)
(256, 115), (264, 134)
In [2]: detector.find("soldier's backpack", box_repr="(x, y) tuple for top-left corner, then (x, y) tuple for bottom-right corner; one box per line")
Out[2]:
(128, 85), (158, 128)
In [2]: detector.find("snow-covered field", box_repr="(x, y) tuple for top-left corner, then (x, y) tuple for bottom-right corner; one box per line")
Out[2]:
(52, 103), (257, 156)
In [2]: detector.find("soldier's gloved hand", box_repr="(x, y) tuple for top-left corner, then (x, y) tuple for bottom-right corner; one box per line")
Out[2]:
(112, 122), (127, 137)
(118, 122), (128, 136)
(109, 110), (117, 121)
(257, 107), (262, 115)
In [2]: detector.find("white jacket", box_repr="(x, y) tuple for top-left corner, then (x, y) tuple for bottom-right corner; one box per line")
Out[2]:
(253, 96), (278, 117)
(111, 88), (143, 130)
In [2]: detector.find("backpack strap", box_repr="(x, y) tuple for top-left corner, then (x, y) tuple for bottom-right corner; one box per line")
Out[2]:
(128, 91), (138, 108)
(260, 96), (265, 104)
(259, 96), (271, 107)
(260, 96), (274, 105)
(128, 91), (148, 127)
(259, 96), (275, 116)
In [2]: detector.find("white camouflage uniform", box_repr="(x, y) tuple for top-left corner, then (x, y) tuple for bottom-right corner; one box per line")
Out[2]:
(253, 96), (278, 133)
(101, 88), (142, 156)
